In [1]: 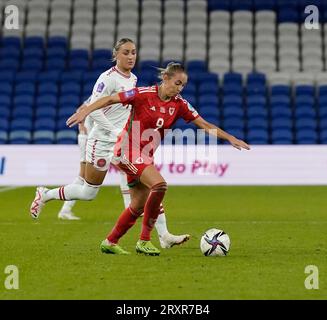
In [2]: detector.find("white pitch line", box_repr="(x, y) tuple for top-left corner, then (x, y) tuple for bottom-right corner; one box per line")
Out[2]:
(0, 186), (23, 193)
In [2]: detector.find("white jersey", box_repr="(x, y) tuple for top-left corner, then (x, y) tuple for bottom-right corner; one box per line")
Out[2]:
(88, 67), (137, 142)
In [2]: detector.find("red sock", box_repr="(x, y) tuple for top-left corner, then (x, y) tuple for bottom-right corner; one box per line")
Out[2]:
(107, 206), (142, 244)
(140, 182), (167, 241)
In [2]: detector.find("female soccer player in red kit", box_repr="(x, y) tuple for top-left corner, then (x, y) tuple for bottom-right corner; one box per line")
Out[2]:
(67, 62), (250, 255)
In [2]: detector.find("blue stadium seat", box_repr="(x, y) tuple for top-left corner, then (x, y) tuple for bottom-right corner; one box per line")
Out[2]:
(60, 82), (81, 96)
(320, 129), (327, 143)
(271, 118), (292, 130)
(319, 118), (327, 131)
(34, 118), (56, 131)
(254, 0), (276, 11)
(198, 94), (219, 106)
(318, 85), (327, 97)
(296, 129), (318, 144)
(38, 83), (58, 95)
(15, 71), (38, 84)
(45, 58), (66, 71)
(295, 85), (315, 97)
(199, 106), (220, 118)
(224, 128), (245, 140)
(93, 49), (112, 60)
(271, 129), (293, 144)
(68, 58), (89, 71)
(23, 47), (44, 60)
(0, 106), (11, 119)
(0, 71), (15, 84)
(223, 118), (244, 130)
(271, 85), (291, 96)
(294, 107), (316, 119)
(295, 95), (315, 108)
(231, 0), (253, 10)
(60, 71), (83, 83)
(38, 71), (61, 83)
(183, 82), (197, 95)
(223, 72), (243, 86)
(278, 8), (299, 22)
(36, 94), (57, 108)
(197, 73), (219, 86)
(270, 95), (291, 108)
(0, 130), (8, 144)
(58, 95), (80, 109)
(295, 118), (317, 130)
(35, 106), (57, 119)
(186, 60), (207, 73)
(10, 118), (33, 131)
(12, 106), (34, 119)
(57, 106), (77, 118)
(247, 118), (268, 130)
(91, 58), (112, 71)
(271, 106), (292, 119)
(24, 36), (44, 49)
(247, 106), (268, 119)
(69, 49), (89, 60)
(247, 128), (269, 144)
(247, 83), (266, 96)
(139, 60), (160, 71)
(247, 95), (266, 107)
(47, 37), (67, 50)
(198, 83), (218, 95)
(0, 81), (13, 97)
(82, 82), (94, 97)
(223, 106), (244, 119)
(83, 71), (102, 84)
(13, 94), (34, 108)
(21, 58), (43, 71)
(223, 83), (243, 95)
(15, 82), (36, 96)
(208, 0), (230, 10)
(222, 95), (242, 107)
(0, 118), (9, 131)
(56, 129), (77, 144)
(33, 130), (55, 144)
(47, 47), (67, 59)
(0, 95), (11, 107)
(1, 36), (21, 50)
(9, 130), (32, 144)
(0, 47), (20, 60)
(0, 58), (20, 71)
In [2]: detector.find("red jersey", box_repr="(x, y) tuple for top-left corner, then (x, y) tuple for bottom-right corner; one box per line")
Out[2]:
(115, 85), (199, 164)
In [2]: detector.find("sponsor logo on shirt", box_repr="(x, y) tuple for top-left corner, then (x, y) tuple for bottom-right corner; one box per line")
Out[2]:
(96, 82), (105, 93)
(160, 107), (166, 114)
(150, 106), (156, 111)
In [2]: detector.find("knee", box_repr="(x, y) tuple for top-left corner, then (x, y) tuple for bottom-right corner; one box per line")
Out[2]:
(82, 182), (100, 201)
(151, 181), (168, 192)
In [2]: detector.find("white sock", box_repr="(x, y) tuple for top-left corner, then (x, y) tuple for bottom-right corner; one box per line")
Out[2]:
(78, 134), (87, 161)
(43, 180), (100, 202)
(119, 172), (131, 208)
(59, 176), (84, 213)
(155, 205), (169, 237)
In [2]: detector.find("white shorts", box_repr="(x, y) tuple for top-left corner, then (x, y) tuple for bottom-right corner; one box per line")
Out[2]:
(86, 138), (116, 171)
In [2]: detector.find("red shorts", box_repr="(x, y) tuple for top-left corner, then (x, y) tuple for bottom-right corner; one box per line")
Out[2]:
(115, 156), (154, 187)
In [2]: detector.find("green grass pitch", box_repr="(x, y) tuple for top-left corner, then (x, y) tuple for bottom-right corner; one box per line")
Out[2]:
(0, 186), (326, 300)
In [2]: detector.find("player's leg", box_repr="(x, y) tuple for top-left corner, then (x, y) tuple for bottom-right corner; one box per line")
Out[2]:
(30, 139), (109, 219)
(58, 131), (88, 220)
(100, 182), (148, 255)
(119, 171), (190, 248)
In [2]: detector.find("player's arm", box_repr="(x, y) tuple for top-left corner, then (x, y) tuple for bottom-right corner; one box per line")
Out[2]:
(66, 94), (122, 127)
(192, 116), (250, 150)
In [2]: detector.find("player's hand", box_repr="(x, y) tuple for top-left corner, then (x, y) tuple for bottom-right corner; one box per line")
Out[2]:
(66, 110), (87, 127)
(228, 136), (251, 150)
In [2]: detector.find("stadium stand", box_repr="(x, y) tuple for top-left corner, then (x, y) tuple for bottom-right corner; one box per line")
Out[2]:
(0, 0), (326, 144)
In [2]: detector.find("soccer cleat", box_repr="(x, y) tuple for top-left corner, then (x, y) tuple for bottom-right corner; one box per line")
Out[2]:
(135, 240), (160, 256)
(58, 211), (81, 220)
(159, 232), (190, 249)
(100, 239), (130, 255)
(30, 186), (48, 219)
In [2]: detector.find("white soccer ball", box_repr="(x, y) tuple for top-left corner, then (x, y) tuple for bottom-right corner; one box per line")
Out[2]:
(200, 228), (231, 256)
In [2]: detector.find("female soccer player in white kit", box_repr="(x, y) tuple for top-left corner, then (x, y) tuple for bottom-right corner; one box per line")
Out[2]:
(31, 38), (189, 249)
